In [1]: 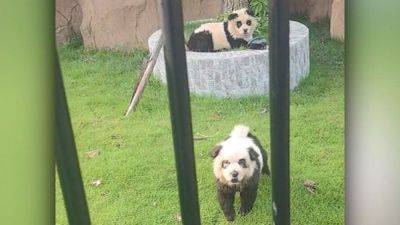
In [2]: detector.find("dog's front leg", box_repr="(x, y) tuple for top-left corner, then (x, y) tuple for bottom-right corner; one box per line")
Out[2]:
(239, 184), (258, 215)
(217, 188), (235, 221)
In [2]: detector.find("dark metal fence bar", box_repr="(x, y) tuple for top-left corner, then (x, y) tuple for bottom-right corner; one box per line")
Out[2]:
(159, 0), (201, 225)
(268, 0), (290, 224)
(55, 58), (91, 225)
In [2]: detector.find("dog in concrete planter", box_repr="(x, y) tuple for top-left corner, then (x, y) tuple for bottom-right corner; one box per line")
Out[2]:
(187, 8), (257, 52)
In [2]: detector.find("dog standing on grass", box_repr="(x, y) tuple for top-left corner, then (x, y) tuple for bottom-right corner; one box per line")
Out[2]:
(210, 125), (270, 221)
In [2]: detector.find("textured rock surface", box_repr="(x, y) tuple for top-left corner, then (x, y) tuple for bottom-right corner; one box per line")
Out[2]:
(56, 0), (82, 44)
(290, 0), (333, 22)
(223, 0), (250, 11)
(79, 0), (223, 49)
(289, 0), (344, 40)
(330, 0), (344, 40)
(149, 21), (310, 98)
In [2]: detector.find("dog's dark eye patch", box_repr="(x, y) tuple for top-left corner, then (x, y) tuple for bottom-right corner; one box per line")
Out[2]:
(246, 20), (252, 26)
(228, 13), (238, 21)
(246, 9), (255, 17)
(236, 21), (242, 28)
(222, 160), (230, 168)
(248, 147), (259, 161)
(238, 158), (247, 168)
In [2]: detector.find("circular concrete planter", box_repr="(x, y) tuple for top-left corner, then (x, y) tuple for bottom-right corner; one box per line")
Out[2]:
(148, 20), (309, 98)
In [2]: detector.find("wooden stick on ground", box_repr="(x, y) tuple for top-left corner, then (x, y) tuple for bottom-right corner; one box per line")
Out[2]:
(125, 33), (163, 116)
(193, 132), (220, 141)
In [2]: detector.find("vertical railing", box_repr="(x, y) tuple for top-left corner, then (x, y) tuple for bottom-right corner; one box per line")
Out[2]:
(55, 57), (91, 225)
(160, 0), (201, 225)
(268, 0), (290, 224)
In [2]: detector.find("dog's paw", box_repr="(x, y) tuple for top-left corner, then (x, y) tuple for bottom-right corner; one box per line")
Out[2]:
(238, 207), (251, 216)
(226, 213), (235, 222)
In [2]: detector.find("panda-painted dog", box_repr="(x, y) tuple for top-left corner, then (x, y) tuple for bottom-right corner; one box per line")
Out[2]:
(187, 8), (257, 52)
(211, 125), (270, 221)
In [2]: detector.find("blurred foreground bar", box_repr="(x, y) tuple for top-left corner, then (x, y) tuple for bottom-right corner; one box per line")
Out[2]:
(160, 0), (201, 224)
(268, 0), (290, 224)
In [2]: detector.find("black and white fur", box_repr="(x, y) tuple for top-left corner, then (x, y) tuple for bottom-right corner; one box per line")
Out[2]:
(211, 125), (270, 221)
(187, 8), (257, 52)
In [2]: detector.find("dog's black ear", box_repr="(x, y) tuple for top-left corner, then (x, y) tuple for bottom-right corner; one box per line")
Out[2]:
(248, 147), (259, 161)
(246, 9), (255, 17)
(210, 145), (223, 158)
(228, 13), (238, 20)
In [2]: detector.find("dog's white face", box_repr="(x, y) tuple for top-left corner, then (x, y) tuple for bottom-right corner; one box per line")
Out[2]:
(227, 8), (257, 41)
(212, 138), (259, 186)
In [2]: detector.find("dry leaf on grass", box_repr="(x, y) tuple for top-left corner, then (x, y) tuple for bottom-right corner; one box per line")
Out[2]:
(175, 213), (182, 222)
(210, 112), (223, 121)
(260, 107), (269, 114)
(91, 179), (102, 187)
(193, 134), (210, 141)
(85, 150), (100, 159)
(111, 134), (122, 139)
(303, 179), (317, 194)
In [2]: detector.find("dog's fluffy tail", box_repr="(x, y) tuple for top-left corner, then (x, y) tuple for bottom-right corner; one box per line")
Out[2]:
(230, 125), (250, 138)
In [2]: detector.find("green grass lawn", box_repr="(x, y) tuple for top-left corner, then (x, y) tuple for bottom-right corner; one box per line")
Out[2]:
(56, 19), (344, 225)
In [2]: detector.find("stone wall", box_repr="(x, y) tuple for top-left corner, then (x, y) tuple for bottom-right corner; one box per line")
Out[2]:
(290, 0), (333, 22)
(330, 0), (344, 40)
(56, 0), (82, 44)
(78, 0), (223, 49)
(55, 0), (344, 46)
(290, 0), (344, 40)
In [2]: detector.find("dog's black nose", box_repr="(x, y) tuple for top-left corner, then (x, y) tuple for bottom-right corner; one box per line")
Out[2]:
(244, 29), (248, 33)
(231, 171), (238, 177)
